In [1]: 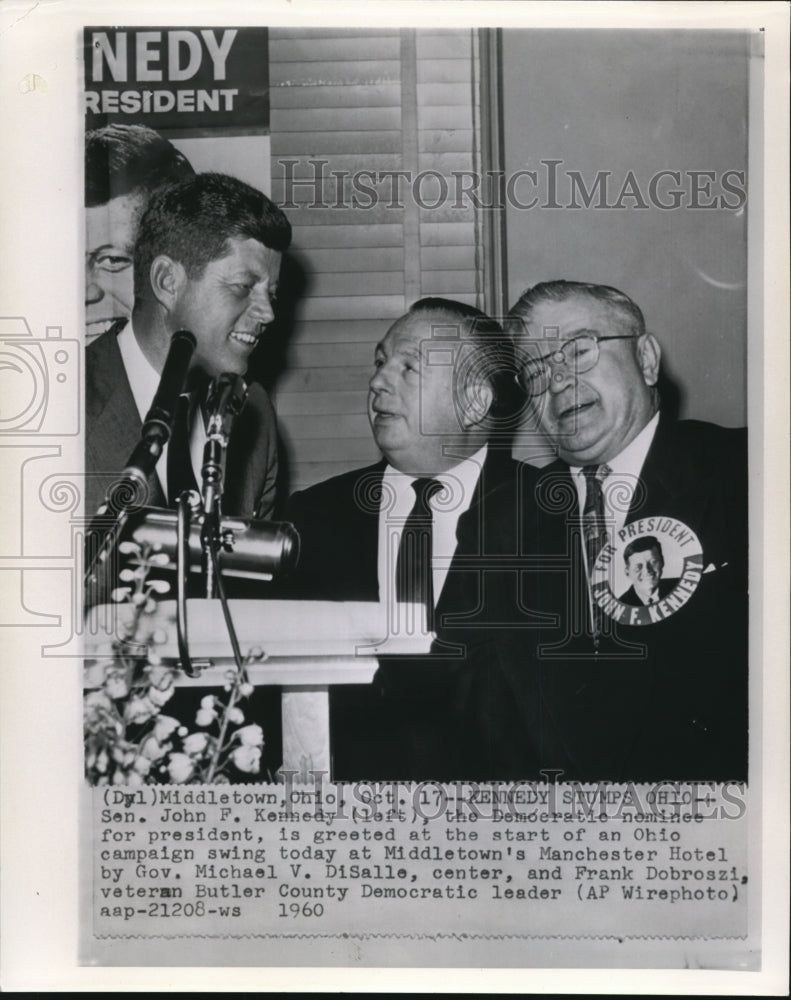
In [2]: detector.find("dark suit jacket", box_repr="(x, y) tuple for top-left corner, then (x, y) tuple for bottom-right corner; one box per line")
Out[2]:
(619, 577), (678, 607)
(281, 450), (521, 780)
(85, 323), (279, 521)
(85, 323), (284, 779)
(474, 417), (748, 783)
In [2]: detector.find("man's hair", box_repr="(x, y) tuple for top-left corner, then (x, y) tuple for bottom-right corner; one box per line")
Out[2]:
(85, 124), (194, 207)
(623, 535), (663, 565)
(508, 280), (646, 340)
(134, 172), (292, 298)
(407, 296), (522, 422)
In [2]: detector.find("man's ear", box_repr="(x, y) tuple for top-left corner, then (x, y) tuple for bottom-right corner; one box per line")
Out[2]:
(460, 378), (494, 429)
(636, 333), (661, 387)
(149, 255), (187, 313)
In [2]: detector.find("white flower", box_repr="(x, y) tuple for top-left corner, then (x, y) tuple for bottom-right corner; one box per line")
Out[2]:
(226, 706), (245, 725)
(84, 690), (114, 713)
(105, 672), (129, 700)
(132, 756), (152, 775)
(148, 684), (173, 707)
(239, 682), (254, 698)
(154, 716), (180, 742)
(140, 736), (165, 761)
(167, 753), (195, 783)
(84, 660), (113, 688)
(196, 695), (218, 727)
(182, 732), (210, 756)
(146, 665), (174, 706)
(236, 724), (264, 747)
(124, 696), (156, 725)
(231, 745), (261, 774)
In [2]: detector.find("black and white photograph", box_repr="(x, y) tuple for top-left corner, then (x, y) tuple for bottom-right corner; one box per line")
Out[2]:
(0, 0), (788, 992)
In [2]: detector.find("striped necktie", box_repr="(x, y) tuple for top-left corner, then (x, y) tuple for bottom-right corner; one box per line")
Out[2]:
(581, 463), (611, 642)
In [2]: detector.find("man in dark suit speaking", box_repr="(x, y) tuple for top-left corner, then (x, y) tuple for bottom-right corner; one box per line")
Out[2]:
(85, 172), (291, 522)
(282, 298), (522, 780)
(497, 279), (748, 782)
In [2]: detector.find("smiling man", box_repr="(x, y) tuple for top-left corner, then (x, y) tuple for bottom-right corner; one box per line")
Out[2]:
(620, 536), (677, 607)
(85, 124), (195, 343)
(85, 172), (291, 521)
(281, 297), (522, 779)
(498, 279), (748, 782)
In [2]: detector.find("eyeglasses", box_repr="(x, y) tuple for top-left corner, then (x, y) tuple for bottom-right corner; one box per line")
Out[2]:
(515, 334), (635, 396)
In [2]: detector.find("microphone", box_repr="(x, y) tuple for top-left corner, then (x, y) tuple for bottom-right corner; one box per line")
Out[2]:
(115, 330), (197, 499)
(201, 373), (249, 518)
(129, 509), (300, 581)
(141, 329), (197, 444)
(206, 373), (248, 441)
(85, 330), (197, 603)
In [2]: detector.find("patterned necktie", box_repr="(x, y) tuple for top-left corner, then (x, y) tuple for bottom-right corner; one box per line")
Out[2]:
(167, 393), (199, 507)
(581, 464), (611, 570)
(395, 477), (443, 629)
(581, 464), (611, 641)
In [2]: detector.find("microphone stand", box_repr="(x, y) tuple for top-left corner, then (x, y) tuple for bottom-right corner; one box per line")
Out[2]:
(175, 489), (199, 677)
(199, 374), (248, 598)
(84, 330), (196, 610)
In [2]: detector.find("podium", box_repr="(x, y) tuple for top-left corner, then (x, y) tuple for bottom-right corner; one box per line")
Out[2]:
(84, 599), (433, 780)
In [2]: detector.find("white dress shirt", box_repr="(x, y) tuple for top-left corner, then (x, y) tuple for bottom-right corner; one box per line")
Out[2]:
(117, 321), (206, 502)
(570, 410), (660, 549)
(377, 444), (488, 608)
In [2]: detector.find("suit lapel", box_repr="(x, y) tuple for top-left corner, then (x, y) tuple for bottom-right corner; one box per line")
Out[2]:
(527, 460), (661, 781)
(223, 392), (262, 517)
(354, 462), (385, 600)
(86, 323), (167, 509)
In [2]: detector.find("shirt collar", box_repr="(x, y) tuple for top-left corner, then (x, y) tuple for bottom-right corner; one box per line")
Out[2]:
(383, 444), (488, 505)
(117, 318), (164, 423)
(570, 411), (659, 483)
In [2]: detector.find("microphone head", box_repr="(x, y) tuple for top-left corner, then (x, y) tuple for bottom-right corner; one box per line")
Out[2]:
(171, 329), (197, 349)
(207, 373), (248, 417)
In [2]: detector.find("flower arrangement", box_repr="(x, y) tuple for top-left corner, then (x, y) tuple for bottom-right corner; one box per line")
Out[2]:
(84, 541), (267, 785)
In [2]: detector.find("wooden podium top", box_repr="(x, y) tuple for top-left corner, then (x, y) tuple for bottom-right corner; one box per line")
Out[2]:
(84, 599), (435, 687)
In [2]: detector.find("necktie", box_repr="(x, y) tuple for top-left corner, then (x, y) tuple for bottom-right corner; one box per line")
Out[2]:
(581, 464), (611, 570)
(581, 464), (611, 642)
(167, 393), (199, 507)
(395, 477), (442, 629)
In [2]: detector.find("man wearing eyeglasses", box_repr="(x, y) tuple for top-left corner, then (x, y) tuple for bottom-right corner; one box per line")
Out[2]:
(490, 279), (748, 783)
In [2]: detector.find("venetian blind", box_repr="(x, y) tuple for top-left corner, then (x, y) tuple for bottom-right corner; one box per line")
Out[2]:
(269, 28), (482, 493)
